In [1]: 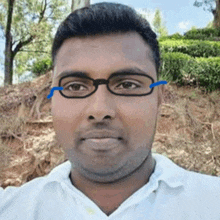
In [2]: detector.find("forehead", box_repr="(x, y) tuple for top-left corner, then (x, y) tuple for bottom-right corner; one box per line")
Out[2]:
(54, 32), (155, 78)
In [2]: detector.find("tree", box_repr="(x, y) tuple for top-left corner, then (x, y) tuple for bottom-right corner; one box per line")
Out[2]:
(0, 0), (71, 86)
(152, 8), (168, 38)
(3, 0), (16, 86)
(136, 8), (168, 38)
(193, 0), (220, 28)
(71, 0), (90, 11)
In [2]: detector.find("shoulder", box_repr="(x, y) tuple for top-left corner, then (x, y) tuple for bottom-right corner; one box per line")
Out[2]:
(0, 161), (71, 210)
(183, 169), (220, 194)
(159, 154), (220, 218)
(0, 161), (73, 219)
(153, 153), (220, 192)
(0, 174), (66, 220)
(0, 160), (71, 208)
(0, 174), (51, 206)
(153, 153), (220, 202)
(177, 168), (220, 216)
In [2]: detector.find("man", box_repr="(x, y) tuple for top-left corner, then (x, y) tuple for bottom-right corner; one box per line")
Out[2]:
(0, 2), (220, 219)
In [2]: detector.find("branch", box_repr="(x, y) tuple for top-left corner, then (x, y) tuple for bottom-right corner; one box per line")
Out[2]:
(19, 50), (50, 53)
(8, 131), (24, 142)
(12, 39), (20, 46)
(32, 40), (49, 43)
(38, 0), (47, 23)
(13, 38), (49, 46)
(12, 33), (33, 46)
(12, 35), (36, 58)
(193, 0), (216, 12)
(193, 1), (203, 7)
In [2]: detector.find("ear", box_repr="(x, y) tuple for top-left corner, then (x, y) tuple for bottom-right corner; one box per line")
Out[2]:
(51, 65), (57, 85)
(51, 67), (54, 79)
(157, 84), (165, 110)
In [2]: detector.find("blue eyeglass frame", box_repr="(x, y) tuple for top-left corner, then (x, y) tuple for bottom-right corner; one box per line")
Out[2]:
(58, 72), (155, 99)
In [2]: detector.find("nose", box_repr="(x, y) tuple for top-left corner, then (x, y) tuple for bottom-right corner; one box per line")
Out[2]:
(86, 84), (116, 121)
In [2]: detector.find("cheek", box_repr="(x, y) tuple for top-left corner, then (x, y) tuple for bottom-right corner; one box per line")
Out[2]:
(51, 98), (80, 136)
(121, 99), (158, 137)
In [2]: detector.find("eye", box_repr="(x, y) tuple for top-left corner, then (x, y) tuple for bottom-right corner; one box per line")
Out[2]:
(115, 81), (141, 90)
(64, 83), (87, 91)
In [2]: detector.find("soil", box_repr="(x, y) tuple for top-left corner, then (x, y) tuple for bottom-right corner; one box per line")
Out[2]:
(0, 71), (220, 188)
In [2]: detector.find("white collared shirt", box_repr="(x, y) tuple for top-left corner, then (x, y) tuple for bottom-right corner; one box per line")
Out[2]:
(0, 153), (220, 220)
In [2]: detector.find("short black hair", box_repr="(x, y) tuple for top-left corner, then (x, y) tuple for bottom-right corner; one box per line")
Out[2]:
(51, 2), (160, 80)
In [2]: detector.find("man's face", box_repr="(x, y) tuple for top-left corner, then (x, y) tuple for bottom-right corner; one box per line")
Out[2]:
(51, 32), (164, 183)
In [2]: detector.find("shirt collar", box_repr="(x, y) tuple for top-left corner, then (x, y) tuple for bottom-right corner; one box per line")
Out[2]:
(47, 153), (185, 189)
(150, 153), (185, 189)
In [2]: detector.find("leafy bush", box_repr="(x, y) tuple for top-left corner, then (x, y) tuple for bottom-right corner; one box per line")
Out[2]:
(184, 28), (220, 40)
(159, 32), (184, 41)
(160, 52), (220, 92)
(31, 58), (53, 78)
(159, 39), (220, 58)
(158, 27), (220, 92)
(160, 28), (220, 41)
(159, 52), (192, 84)
(192, 57), (220, 92)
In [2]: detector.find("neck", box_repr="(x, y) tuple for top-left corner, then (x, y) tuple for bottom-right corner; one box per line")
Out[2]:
(69, 153), (156, 215)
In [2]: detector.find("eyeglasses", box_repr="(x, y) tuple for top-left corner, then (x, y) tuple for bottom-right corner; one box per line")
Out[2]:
(58, 72), (155, 99)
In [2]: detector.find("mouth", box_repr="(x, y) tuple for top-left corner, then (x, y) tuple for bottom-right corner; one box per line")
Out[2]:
(81, 137), (123, 141)
(81, 137), (123, 151)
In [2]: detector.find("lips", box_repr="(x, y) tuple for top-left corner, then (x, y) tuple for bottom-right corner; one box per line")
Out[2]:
(81, 129), (122, 141)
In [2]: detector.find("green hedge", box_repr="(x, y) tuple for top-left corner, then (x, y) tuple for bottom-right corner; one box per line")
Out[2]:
(160, 28), (220, 41)
(184, 28), (220, 40)
(158, 27), (220, 92)
(159, 52), (192, 82)
(159, 52), (220, 92)
(31, 57), (53, 77)
(159, 39), (220, 58)
(159, 33), (184, 41)
(192, 57), (220, 91)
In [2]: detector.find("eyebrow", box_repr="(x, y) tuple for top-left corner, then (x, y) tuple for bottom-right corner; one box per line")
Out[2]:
(55, 67), (151, 80)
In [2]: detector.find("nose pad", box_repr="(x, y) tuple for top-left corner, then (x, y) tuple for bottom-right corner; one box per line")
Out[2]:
(93, 79), (110, 95)
(93, 79), (109, 87)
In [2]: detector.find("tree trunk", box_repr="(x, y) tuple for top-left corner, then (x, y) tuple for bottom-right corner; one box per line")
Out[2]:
(4, 0), (15, 86)
(4, 33), (14, 86)
(212, 0), (220, 28)
(71, 0), (90, 11)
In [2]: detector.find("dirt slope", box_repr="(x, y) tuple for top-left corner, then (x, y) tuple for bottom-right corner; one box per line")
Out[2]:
(0, 71), (220, 189)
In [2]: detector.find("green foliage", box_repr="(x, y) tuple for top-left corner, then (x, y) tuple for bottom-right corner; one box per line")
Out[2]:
(159, 39), (220, 58)
(160, 33), (184, 41)
(0, 0), (72, 82)
(184, 27), (220, 40)
(160, 27), (220, 42)
(31, 57), (53, 77)
(160, 52), (220, 92)
(185, 57), (220, 92)
(159, 52), (192, 83)
(138, 8), (169, 38)
(159, 26), (220, 92)
(153, 8), (162, 33)
(152, 8), (168, 38)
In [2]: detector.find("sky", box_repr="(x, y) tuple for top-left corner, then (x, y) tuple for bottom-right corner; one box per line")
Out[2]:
(0, 0), (214, 86)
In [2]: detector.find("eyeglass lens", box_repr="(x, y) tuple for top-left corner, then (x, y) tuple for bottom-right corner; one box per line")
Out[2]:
(60, 74), (152, 97)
